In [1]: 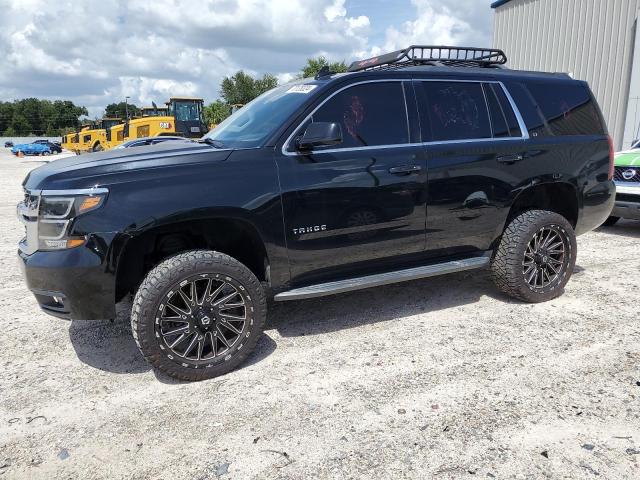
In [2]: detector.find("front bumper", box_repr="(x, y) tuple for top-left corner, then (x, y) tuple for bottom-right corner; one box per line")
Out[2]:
(18, 233), (118, 320)
(612, 182), (640, 220)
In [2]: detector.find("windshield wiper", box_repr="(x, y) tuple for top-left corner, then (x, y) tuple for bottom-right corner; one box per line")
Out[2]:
(200, 137), (226, 149)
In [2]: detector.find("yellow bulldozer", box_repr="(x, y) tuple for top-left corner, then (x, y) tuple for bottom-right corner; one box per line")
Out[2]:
(140, 105), (169, 117)
(62, 98), (207, 153)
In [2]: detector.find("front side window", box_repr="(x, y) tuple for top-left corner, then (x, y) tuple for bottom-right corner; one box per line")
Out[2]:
(83, 135), (91, 143)
(307, 82), (410, 149)
(421, 81), (491, 141)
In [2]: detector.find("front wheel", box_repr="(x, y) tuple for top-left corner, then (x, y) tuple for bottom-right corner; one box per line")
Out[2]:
(491, 210), (576, 303)
(131, 250), (267, 381)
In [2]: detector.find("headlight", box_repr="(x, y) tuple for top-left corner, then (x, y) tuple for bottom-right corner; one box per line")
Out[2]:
(37, 191), (107, 250)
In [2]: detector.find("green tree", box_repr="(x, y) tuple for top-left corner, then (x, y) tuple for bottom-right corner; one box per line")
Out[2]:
(51, 100), (87, 131)
(220, 71), (278, 105)
(0, 99), (86, 135)
(0, 102), (14, 134)
(104, 101), (140, 119)
(203, 100), (232, 126)
(298, 56), (348, 79)
(8, 114), (31, 136)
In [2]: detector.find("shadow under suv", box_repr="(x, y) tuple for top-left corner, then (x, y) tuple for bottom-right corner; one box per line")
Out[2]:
(17, 46), (615, 381)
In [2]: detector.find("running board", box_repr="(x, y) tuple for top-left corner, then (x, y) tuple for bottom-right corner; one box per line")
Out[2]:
(274, 256), (490, 301)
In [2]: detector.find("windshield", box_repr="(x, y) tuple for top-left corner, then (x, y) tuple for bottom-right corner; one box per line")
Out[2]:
(174, 102), (201, 122)
(203, 83), (318, 149)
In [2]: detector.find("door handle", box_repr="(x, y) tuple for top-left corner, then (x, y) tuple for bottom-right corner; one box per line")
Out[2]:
(496, 154), (524, 164)
(389, 165), (422, 175)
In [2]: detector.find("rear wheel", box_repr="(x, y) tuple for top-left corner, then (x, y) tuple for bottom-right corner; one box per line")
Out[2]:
(602, 216), (620, 226)
(491, 210), (576, 303)
(131, 250), (267, 381)
(92, 143), (103, 152)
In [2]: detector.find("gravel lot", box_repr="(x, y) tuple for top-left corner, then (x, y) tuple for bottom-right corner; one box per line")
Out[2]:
(1, 150), (639, 479)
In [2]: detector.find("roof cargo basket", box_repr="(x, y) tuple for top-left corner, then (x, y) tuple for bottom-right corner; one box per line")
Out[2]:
(347, 45), (508, 72)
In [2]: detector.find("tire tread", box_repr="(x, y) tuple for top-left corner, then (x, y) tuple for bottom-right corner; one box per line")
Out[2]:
(130, 250), (266, 381)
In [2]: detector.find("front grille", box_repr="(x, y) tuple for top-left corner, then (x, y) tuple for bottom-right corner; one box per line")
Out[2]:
(614, 166), (640, 183)
(617, 193), (640, 203)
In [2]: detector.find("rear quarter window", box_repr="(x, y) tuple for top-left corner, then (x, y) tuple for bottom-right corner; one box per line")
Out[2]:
(518, 81), (606, 136)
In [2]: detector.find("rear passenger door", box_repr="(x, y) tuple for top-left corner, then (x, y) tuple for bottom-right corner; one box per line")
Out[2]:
(415, 79), (529, 256)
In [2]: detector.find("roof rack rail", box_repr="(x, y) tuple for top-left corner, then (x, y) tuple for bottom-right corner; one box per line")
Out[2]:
(347, 45), (508, 72)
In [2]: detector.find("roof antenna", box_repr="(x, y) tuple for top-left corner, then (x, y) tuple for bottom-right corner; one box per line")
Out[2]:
(315, 65), (333, 79)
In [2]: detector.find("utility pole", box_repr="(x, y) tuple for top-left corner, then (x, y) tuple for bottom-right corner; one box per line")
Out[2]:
(125, 96), (130, 120)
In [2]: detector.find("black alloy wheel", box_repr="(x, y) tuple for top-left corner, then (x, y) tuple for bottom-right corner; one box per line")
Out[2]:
(131, 250), (267, 381)
(522, 225), (568, 290)
(491, 209), (576, 303)
(158, 274), (249, 363)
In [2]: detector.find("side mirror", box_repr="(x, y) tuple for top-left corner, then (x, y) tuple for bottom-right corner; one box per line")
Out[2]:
(297, 122), (342, 150)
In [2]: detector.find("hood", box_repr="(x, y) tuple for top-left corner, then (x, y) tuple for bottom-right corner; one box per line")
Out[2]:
(615, 150), (640, 167)
(23, 141), (233, 191)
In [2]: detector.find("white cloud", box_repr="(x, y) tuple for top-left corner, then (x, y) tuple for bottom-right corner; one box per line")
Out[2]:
(324, 0), (347, 22)
(367, 0), (492, 58)
(0, 0), (492, 118)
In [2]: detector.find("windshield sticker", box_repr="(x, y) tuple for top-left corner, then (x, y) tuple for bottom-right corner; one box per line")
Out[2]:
(286, 85), (317, 94)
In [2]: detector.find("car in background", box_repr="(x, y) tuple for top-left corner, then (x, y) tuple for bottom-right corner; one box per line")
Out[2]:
(113, 136), (193, 149)
(33, 140), (62, 154)
(11, 143), (51, 156)
(604, 139), (640, 225)
(4, 141), (13, 148)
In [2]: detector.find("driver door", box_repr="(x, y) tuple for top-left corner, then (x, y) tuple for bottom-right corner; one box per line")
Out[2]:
(275, 80), (428, 286)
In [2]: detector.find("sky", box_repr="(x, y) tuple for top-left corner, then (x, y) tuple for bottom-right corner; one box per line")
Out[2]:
(0, 0), (495, 118)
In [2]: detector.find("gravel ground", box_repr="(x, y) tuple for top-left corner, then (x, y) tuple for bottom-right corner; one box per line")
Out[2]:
(1, 151), (639, 479)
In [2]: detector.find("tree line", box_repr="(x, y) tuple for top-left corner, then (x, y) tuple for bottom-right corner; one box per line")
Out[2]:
(0, 99), (88, 136)
(204, 57), (348, 126)
(0, 57), (347, 136)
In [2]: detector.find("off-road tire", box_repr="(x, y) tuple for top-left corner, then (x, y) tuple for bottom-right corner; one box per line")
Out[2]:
(92, 143), (103, 152)
(602, 216), (620, 227)
(131, 250), (267, 381)
(491, 209), (576, 303)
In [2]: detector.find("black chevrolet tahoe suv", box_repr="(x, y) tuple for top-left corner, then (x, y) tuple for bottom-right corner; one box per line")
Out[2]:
(17, 46), (615, 381)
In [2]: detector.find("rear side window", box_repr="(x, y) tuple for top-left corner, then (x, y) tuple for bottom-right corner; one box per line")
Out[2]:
(504, 82), (547, 137)
(525, 82), (605, 136)
(421, 82), (491, 141)
(310, 82), (410, 149)
(484, 83), (522, 138)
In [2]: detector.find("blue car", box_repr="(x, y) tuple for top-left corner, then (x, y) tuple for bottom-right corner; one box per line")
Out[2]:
(11, 143), (51, 156)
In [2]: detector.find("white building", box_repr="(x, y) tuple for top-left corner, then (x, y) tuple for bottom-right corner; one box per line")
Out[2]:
(492, 0), (640, 150)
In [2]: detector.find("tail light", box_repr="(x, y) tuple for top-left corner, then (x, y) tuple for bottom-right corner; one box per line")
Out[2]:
(607, 135), (615, 180)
